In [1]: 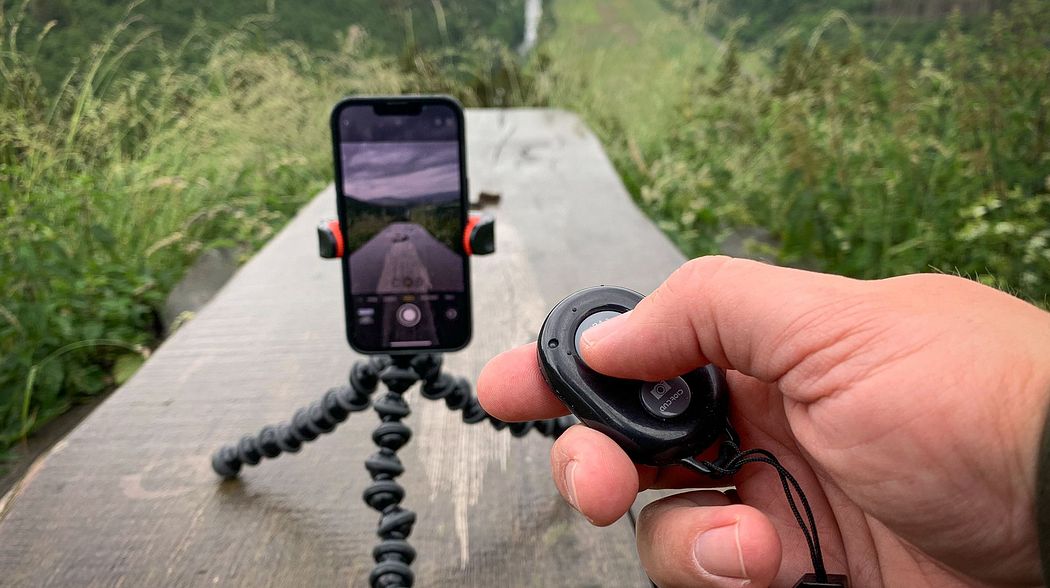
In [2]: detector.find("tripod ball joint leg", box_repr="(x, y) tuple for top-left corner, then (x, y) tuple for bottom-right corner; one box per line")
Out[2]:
(371, 540), (416, 588)
(418, 367), (574, 438)
(364, 361), (419, 588)
(210, 375), (378, 478)
(210, 353), (576, 588)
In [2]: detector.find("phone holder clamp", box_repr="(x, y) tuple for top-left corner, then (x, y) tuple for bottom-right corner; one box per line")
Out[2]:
(317, 213), (495, 260)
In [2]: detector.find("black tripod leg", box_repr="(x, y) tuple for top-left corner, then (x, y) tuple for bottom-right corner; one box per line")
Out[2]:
(210, 357), (387, 478)
(413, 354), (577, 439)
(361, 353), (572, 588)
(364, 356), (419, 588)
(211, 351), (573, 588)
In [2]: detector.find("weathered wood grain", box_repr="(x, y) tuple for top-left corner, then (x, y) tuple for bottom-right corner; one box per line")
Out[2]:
(0, 109), (691, 587)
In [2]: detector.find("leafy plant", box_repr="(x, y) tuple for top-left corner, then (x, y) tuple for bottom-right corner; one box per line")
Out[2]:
(0, 0), (541, 457)
(636, 1), (1049, 302)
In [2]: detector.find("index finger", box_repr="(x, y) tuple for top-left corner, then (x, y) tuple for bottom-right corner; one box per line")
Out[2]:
(477, 343), (569, 421)
(579, 256), (865, 386)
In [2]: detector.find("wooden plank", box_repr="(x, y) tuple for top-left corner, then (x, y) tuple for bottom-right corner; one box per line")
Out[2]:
(466, 109), (698, 527)
(0, 109), (689, 587)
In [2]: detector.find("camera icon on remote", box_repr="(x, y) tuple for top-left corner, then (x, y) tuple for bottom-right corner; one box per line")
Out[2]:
(649, 381), (671, 400)
(640, 377), (692, 418)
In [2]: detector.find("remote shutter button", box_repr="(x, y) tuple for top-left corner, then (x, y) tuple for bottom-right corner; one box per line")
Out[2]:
(573, 308), (694, 418)
(538, 285), (729, 464)
(573, 310), (623, 355)
(640, 377), (692, 418)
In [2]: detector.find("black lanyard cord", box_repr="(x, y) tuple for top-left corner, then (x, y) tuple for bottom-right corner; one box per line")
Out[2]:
(680, 440), (828, 583)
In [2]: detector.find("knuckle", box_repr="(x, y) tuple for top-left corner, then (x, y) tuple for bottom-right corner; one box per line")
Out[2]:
(666, 256), (733, 297)
(646, 256), (733, 318)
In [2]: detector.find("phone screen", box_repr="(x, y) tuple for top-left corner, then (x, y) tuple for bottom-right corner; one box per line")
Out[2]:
(333, 99), (471, 352)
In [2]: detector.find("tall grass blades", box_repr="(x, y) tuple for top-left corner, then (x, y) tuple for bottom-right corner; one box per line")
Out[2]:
(635, 1), (1049, 304)
(0, 1), (536, 454)
(3, 0), (1047, 460)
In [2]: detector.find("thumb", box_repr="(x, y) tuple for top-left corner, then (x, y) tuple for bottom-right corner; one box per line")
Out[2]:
(636, 491), (781, 588)
(579, 256), (864, 385)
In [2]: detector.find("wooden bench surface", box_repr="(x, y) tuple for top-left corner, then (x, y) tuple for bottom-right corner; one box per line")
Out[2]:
(0, 109), (688, 587)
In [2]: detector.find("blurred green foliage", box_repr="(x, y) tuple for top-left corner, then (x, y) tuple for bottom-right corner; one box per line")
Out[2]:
(634, 1), (1049, 302)
(531, 0), (727, 198)
(6, 0), (527, 90)
(662, 0), (1008, 53)
(0, 0), (539, 454)
(2, 0), (1048, 462)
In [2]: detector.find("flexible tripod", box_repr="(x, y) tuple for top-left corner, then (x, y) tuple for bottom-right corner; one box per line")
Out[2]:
(211, 351), (574, 588)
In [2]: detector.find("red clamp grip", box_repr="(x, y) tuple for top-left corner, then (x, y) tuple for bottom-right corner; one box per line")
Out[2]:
(317, 219), (344, 259)
(318, 214), (494, 259)
(464, 212), (495, 256)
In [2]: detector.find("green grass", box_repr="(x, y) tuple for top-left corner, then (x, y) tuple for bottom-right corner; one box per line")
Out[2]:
(2, 0), (1048, 465)
(686, 0), (1010, 55)
(534, 0), (1049, 305)
(582, 1), (1049, 303)
(532, 0), (777, 210)
(539, 0), (720, 153)
(0, 1), (539, 458)
(5, 0), (528, 90)
(0, 11), (377, 450)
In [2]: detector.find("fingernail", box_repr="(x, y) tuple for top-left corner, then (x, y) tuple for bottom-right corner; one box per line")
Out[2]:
(580, 311), (630, 348)
(564, 460), (581, 511)
(693, 522), (748, 579)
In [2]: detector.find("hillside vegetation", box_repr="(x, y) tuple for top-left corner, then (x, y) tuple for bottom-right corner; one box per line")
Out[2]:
(7, 0), (527, 88)
(1, 0), (1048, 461)
(675, 0), (1016, 50)
(541, 0), (1049, 302)
(0, 0), (537, 456)
(534, 0), (721, 156)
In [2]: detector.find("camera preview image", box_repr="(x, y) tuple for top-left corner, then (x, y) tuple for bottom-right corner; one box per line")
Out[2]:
(342, 140), (466, 347)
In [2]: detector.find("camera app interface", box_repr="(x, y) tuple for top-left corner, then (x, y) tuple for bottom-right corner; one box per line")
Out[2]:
(339, 104), (468, 349)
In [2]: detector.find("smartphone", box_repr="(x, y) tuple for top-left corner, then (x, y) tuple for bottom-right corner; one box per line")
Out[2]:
(331, 96), (472, 353)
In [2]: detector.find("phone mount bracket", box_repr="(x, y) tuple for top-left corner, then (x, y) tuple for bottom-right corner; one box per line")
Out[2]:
(317, 212), (496, 259)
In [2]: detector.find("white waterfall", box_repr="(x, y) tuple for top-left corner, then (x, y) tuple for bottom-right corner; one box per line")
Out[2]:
(518, 0), (542, 55)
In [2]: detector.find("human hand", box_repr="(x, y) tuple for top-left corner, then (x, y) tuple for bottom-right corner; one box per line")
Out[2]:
(477, 257), (1050, 587)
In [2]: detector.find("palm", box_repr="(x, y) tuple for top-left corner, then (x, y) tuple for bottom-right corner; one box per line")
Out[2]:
(706, 375), (964, 586)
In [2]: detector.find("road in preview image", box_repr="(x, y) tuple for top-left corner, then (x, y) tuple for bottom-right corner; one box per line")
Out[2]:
(342, 138), (468, 349)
